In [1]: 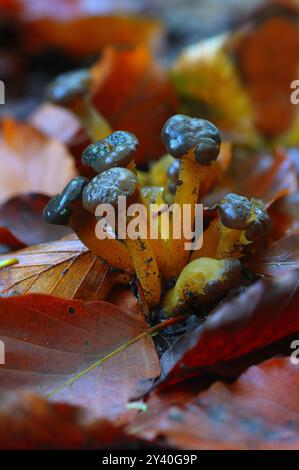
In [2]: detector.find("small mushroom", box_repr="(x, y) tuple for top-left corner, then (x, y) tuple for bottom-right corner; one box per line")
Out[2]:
(82, 168), (161, 308)
(44, 176), (134, 274)
(46, 69), (111, 142)
(216, 193), (271, 258)
(192, 193), (271, 260)
(139, 186), (170, 281)
(81, 131), (139, 174)
(161, 114), (221, 277)
(162, 257), (242, 316)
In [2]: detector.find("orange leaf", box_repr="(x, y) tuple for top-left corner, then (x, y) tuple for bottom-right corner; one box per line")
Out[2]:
(91, 46), (178, 165)
(0, 117), (77, 204)
(0, 235), (114, 301)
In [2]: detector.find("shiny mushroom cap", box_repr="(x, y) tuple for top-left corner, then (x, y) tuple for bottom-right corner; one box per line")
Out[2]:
(43, 176), (89, 225)
(82, 167), (138, 213)
(46, 69), (90, 105)
(82, 131), (139, 174)
(161, 114), (221, 166)
(218, 193), (271, 241)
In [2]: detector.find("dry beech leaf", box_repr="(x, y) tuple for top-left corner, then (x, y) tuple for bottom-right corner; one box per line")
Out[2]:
(231, 3), (299, 138)
(0, 293), (160, 422)
(29, 103), (94, 177)
(0, 392), (146, 450)
(171, 3), (299, 144)
(0, 193), (70, 247)
(129, 357), (299, 450)
(30, 103), (81, 145)
(0, 117), (77, 204)
(269, 192), (299, 240)
(91, 46), (178, 164)
(0, 235), (113, 301)
(204, 147), (298, 206)
(158, 272), (299, 386)
(244, 234), (299, 277)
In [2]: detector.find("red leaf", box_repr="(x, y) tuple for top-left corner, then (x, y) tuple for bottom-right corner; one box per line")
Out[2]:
(205, 147), (298, 206)
(129, 357), (299, 449)
(0, 294), (160, 423)
(244, 234), (299, 277)
(158, 273), (299, 386)
(0, 193), (70, 246)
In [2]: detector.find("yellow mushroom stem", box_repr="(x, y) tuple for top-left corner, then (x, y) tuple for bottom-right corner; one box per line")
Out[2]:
(191, 218), (220, 260)
(162, 257), (241, 316)
(215, 224), (250, 259)
(165, 153), (202, 279)
(139, 186), (171, 283)
(69, 201), (134, 274)
(191, 218), (251, 261)
(70, 96), (112, 142)
(123, 234), (161, 308)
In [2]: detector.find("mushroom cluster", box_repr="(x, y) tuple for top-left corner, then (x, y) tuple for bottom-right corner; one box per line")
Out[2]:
(44, 111), (272, 317)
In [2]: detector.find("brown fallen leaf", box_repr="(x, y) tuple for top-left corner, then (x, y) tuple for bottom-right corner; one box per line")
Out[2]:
(129, 357), (299, 450)
(158, 272), (299, 386)
(0, 117), (77, 204)
(91, 46), (178, 165)
(204, 147), (298, 206)
(0, 293), (160, 423)
(244, 234), (299, 277)
(0, 235), (113, 301)
(0, 193), (70, 246)
(30, 103), (81, 145)
(269, 192), (299, 240)
(231, 3), (299, 138)
(29, 103), (95, 177)
(170, 3), (299, 145)
(0, 392), (150, 450)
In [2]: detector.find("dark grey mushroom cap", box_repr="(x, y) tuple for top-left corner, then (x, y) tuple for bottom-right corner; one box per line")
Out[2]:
(82, 131), (139, 174)
(161, 114), (221, 166)
(43, 176), (88, 225)
(82, 168), (138, 213)
(245, 199), (271, 241)
(46, 69), (90, 105)
(217, 193), (251, 230)
(217, 193), (271, 240)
